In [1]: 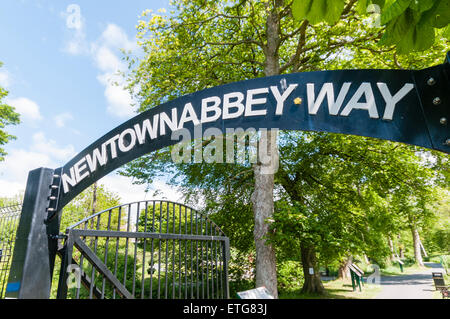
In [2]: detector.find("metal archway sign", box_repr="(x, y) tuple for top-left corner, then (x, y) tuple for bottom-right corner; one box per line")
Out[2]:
(6, 53), (450, 298)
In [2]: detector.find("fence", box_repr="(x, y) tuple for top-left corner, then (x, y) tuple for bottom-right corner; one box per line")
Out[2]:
(0, 203), (22, 298)
(56, 200), (229, 299)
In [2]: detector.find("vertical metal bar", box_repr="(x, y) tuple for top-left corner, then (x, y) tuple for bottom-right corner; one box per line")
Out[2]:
(200, 215), (204, 299)
(190, 208), (194, 299)
(112, 206), (122, 299)
(211, 226), (215, 299)
(132, 202), (140, 297)
(195, 212), (199, 299)
(215, 228), (219, 298)
(205, 218), (209, 299)
(184, 206), (188, 299)
(123, 204), (131, 291)
(165, 202), (169, 299)
(149, 201), (155, 299)
(178, 203), (182, 299)
(76, 221), (88, 299)
(56, 233), (73, 299)
(101, 209), (112, 298)
(141, 201), (148, 299)
(157, 201), (162, 299)
(89, 215), (101, 299)
(217, 235), (223, 298)
(172, 202), (176, 299)
(212, 225), (216, 298)
(223, 238), (230, 299)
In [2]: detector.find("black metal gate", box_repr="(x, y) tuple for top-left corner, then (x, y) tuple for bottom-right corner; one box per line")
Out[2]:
(56, 200), (229, 299)
(0, 203), (21, 299)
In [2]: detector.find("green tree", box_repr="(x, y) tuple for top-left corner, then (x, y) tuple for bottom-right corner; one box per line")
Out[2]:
(0, 62), (20, 161)
(124, 0), (449, 296)
(292, 0), (450, 53)
(60, 183), (122, 231)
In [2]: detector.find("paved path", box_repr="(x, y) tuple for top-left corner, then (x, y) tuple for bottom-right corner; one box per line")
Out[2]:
(375, 262), (445, 299)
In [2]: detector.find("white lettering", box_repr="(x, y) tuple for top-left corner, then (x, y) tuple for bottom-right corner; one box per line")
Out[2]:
(340, 82), (379, 118)
(307, 82), (351, 115)
(74, 157), (89, 183)
(201, 96), (222, 124)
(223, 92), (245, 119)
(62, 167), (77, 193)
(178, 102), (200, 128)
(270, 84), (298, 115)
(118, 128), (137, 153)
(245, 88), (268, 117)
(104, 134), (120, 159)
(134, 114), (159, 144)
(160, 108), (178, 136)
(85, 145), (108, 173)
(377, 82), (414, 120)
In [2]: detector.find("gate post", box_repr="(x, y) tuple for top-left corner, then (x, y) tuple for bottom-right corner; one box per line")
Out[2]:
(5, 167), (55, 298)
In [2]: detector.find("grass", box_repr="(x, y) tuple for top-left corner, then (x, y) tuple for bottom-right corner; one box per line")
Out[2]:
(279, 279), (382, 299)
(380, 264), (425, 276)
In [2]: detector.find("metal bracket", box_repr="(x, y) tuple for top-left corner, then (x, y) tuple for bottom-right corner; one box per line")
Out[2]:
(44, 168), (63, 224)
(412, 55), (450, 153)
(48, 234), (67, 240)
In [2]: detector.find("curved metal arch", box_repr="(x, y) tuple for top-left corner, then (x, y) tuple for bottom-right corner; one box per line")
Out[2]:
(66, 199), (226, 237)
(54, 54), (450, 212)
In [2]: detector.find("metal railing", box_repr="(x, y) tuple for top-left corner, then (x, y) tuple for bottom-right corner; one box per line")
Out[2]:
(0, 203), (22, 298)
(57, 200), (229, 299)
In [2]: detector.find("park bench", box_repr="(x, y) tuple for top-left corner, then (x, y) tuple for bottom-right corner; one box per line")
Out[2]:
(349, 263), (364, 292)
(432, 272), (449, 299)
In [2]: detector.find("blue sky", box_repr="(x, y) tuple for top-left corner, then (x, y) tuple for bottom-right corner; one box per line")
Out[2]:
(0, 0), (181, 203)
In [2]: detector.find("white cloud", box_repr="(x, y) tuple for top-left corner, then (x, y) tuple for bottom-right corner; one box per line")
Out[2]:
(61, 4), (89, 55)
(31, 132), (75, 160)
(101, 79), (134, 118)
(0, 132), (75, 198)
(7, 97), (43, 123)
(93, 46), (124, 73)
(61, 15), (137, 118)
(53, 112), (73, 128)
(100, 24), (137, 52)
(90, 24), (137, 118)
(100, 174), (182, 205)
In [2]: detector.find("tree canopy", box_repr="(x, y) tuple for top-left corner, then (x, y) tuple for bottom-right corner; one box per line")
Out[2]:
(0, 62), (20, 161)
(292, 0), (450, 53)
(123, 0), (450, 296)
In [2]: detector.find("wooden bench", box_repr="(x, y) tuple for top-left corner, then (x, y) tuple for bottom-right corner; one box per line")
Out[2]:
(432, 272), (449, 299)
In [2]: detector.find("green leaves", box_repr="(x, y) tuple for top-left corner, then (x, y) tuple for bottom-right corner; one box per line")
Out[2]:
(0, 63), (20, 161)
(380, 0), (412, 25)
(423, 0), (450, 28)
(292, 0), (346, 25)
(379, 0), (450, 53)
(291, 0), (450, 54)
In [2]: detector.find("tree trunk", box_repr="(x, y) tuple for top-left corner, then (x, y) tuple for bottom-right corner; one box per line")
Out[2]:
(387, 236), (396, 262)
(338, 255), (353, 280)
(251, 130), (278, 298)
(398, 234), (404, 258)
(419, 240), (428, 258)
(411, 226), (424, 267)
(300, 242), (325, 294)
(363, 254), (370, 264)
(249, 0), (282, 299)
(88, 182), (98, 247)
(91, 182), (98, 214)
